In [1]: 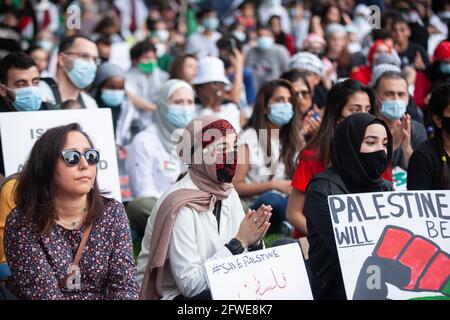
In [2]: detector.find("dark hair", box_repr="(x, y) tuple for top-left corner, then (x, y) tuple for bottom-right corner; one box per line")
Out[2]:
(373, 71), (408, 90)
(429, 60), (450, 87)
(169, 54), (197, 80)
(130, 40), (156, 61)
(27, 45), (46, 55)
(256, 25), (273, 34)
(306, 79), (379, 167)
(146, 18), (166, 32)
(280, 69), (312, 94)
(96, 35), (112, 46)
(59, 35), (95, 54)
(244, 79), (303, 177)
(15, 123), (104, 235)
(372, 29), (393, 41)
(429, 83), (450, 189)
(268, 15), (282, 25)
(93, 16), (117, 34)
(392, 17), (410, 30)
(216, 35), (243, 52)
(0, 52), (37, 84)
(279, 69), (312, 115)
(197, 7), (216, 20)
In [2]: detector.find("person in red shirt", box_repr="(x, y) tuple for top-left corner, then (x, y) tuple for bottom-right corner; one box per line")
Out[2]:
(286, 79), (390, 238)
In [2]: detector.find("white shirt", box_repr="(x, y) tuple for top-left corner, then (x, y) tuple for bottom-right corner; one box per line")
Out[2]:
(114, 0), (149, 39)
(136, 173), (245, 300)
(238, 127), (286, 185)
(198, 102), (242, 133)
(125, 125), (184, 199)
(38, 80), (98, 109)
(186, 31), (221, 58)
(125, 67), (169, 129)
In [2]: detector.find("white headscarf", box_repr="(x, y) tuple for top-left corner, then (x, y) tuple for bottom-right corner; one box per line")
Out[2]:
(154, 79), (195, 154)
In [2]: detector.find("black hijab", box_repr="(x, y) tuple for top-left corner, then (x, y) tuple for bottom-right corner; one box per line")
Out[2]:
(331, 113), (393, 193)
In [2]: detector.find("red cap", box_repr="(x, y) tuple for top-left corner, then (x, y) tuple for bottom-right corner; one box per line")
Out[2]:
(433, 41), (450, 62)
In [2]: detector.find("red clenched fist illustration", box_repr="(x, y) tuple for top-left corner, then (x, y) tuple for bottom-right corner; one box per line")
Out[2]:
(353, 226), (450, 299)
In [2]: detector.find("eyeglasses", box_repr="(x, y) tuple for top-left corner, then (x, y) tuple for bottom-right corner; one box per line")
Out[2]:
(297, 90), (311, 99)
(64, 52), (101, 66)
(61, 149), (100, 166)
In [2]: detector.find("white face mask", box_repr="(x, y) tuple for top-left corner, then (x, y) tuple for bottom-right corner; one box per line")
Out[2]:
(156, 43), (167, 58)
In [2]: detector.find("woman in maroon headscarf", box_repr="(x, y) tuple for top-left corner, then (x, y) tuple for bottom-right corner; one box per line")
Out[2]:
(136, 115), (272, 300)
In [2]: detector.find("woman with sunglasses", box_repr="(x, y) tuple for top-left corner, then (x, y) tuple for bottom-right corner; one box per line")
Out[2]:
(280, 69), (322, 142)
(4, 123), (139, 300)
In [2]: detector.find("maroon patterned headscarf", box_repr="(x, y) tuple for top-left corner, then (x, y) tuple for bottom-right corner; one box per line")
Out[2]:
(139, 116), (237, 300)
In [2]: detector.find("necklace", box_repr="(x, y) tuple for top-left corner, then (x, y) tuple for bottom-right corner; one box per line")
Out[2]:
(56, 207), (87, 228)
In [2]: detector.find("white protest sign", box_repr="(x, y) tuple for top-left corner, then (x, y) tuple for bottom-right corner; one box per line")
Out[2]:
(204, 243), (313, 300)
(328, 191), (450, 300)
(0, 109), (121, 201)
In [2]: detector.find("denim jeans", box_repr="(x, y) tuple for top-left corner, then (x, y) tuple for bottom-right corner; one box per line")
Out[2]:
(250, 191), (288, 233)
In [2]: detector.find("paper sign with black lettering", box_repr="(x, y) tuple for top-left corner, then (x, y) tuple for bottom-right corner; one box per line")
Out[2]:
(0, 109), (121, 201)
(328, 191), (450, 300)
(204, 243), (313, 300)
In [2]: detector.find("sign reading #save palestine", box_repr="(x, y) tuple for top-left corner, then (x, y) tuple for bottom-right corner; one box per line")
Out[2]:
(204, 243), (313, 300)
(328, 191), (450, 300)
(0, 109), (121, 201)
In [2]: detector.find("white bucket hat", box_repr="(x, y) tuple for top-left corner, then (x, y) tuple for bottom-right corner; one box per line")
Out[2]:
(192, 56), (231, 86)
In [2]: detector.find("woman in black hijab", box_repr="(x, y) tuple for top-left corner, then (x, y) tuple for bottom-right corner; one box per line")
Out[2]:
(304, 112), (393, 300)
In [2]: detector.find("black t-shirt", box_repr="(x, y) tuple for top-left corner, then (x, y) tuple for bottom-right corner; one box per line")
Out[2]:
(407, 137), (450, 190)
(398, 42), (430, 69)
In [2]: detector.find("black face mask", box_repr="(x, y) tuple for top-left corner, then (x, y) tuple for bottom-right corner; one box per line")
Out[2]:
(358, 150), (388, 180)
(441, 116), (450, 134)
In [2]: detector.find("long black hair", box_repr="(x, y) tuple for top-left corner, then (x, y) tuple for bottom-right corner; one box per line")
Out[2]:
(244, 79), (303, 178)
(305, 79), (379, 168)
(429, 83), (450, 189)
(14, 123), (104, 235)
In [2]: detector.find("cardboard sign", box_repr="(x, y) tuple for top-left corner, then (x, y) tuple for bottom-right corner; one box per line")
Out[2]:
(204, 243), (313, 300)
(0, 109), (121, 201)
(328, 191), (450, 300)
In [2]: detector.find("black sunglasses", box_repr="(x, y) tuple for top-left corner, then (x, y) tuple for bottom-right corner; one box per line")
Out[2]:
(61, 149), (100, 166)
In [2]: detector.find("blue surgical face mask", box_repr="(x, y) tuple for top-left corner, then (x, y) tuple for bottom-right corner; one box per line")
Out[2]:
(155, 29), (170, 43)
(11, 86), (43, 111)
(289, 8), (298, 17)
(101, 89), (125, 107)
(257, 36), (274, 50)
(166, 105), (196, 128)
(266, 0), (281, 6)
(66, 59), (97, 89)
(268, 102), (294, 127)
(37, 39), (53, 53)
(202, 17), (219, 31)
(232, 30), (246, 43)
(381, 100), (408, 120)
(439, 63), (450, 74)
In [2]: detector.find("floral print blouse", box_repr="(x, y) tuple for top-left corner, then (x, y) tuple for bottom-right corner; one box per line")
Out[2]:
(4, 198), (139, 300)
